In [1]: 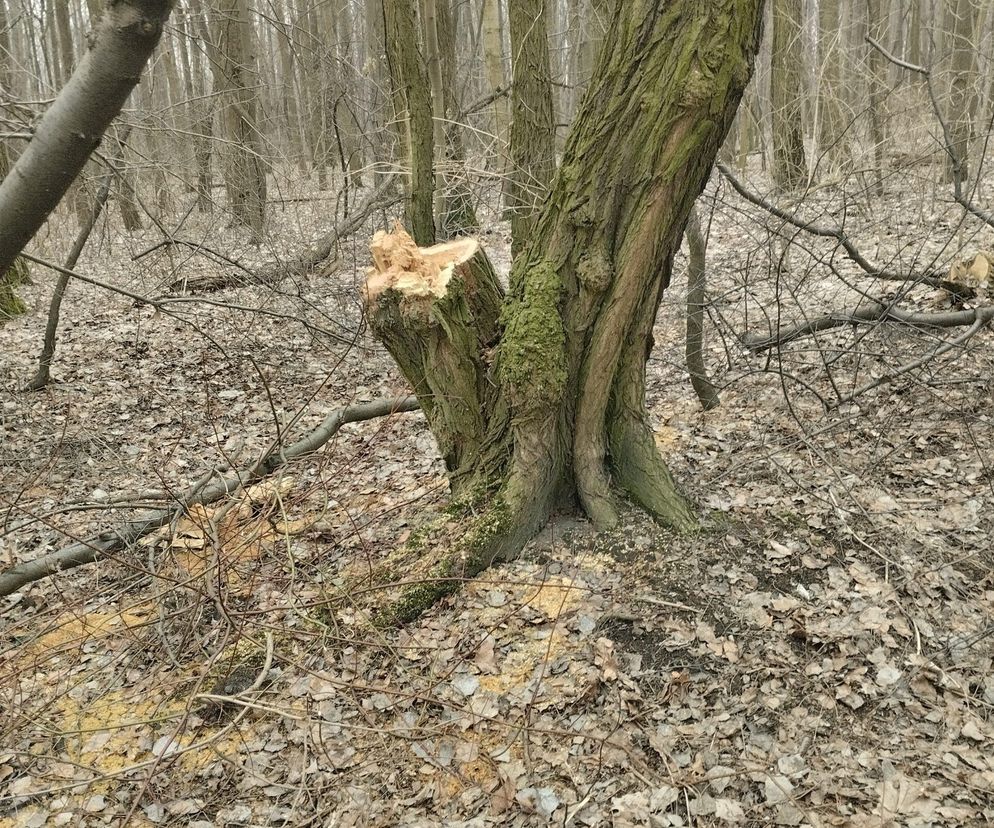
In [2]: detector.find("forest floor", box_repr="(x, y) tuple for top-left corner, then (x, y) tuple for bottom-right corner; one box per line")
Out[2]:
(1, 159), (994, 827)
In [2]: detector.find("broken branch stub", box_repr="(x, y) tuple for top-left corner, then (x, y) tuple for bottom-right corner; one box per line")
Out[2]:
(364, 225), (504, 494)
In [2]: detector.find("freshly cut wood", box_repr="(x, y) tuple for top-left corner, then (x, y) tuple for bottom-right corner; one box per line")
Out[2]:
(366, 225), (483, 301)
(363, 225), (504, 494)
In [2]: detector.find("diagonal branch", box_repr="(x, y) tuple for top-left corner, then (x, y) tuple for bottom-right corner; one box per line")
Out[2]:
(717, 162), (940, 286)
(0, 396), (420, 597)
(833, 306), (994, 406)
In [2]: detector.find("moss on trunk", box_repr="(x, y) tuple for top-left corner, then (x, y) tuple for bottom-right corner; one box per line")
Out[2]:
(362, 1), (766, 625)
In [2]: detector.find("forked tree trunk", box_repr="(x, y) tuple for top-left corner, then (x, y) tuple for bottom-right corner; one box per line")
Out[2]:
(364, 2), (765, 624)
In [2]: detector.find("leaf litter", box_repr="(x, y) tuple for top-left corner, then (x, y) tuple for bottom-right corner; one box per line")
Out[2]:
(1, 157), (993, 826)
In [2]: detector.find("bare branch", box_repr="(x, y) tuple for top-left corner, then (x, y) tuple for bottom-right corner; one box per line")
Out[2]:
(0, 396), (420, 597)
(834, 306), (994, 406)
(745, 300), (992, 351)
(168, 175), (400, 293)
(717, 163), (940, 286)
(0, 1), (174, 276)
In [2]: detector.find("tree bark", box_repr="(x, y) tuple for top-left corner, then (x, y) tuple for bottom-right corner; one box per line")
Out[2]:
(481, 0), (509, 154)
(943, 0), (980, 186)
(771, 0), (808, 189)
(685, 207), (720, 411)
(382, 0), (435, 246)
(0, 0), (29, 312)
(817, 0), (851, 170)
(211, 0), (267, 241)
(0, 0), (174, 279)
(866, 0), (888, 194)
(365, 1), (765, 623)
(434, 0), (479, 237)
(507, 0), (556, 257)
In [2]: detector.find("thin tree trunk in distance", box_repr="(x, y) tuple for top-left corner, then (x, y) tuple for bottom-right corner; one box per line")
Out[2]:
(507, 0), (556, 257)
(382, 0), (436, 245)
(436, 0), (479, 237)
(481, 0), (509, 155)
(685, 207), (720, 411)
(866, 0), (887, 194)
(944, 0), (980, 187)
(0, 0), (174, 279)
(212, 0), (267, 241)
(817, 0), (851, 170)
(771, 0), (808, 189)
(26, 128), (131, 390)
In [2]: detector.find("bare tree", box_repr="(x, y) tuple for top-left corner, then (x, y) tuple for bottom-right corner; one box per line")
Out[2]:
(507, 0), (556, 256)
(771, 0), (808, 189)
(364, 0), (764, 622)
(383, 0), (435, 245)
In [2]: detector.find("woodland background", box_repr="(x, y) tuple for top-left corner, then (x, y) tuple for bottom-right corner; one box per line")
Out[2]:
(1, 0), (994, 825)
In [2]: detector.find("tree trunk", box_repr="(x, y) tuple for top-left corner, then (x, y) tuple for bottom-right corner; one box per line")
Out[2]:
(685, 207), (720, 411)
(212, 0), (267, 242)
(944, 0), (979, 187)
(507, 0), (556, 257)
(0, 0), (29, 311)
(866, 0), (888, 195)
(364, 1), (765, 624)
(435, 0), (479, 237)
(0, 0), (173, 278)
(771, 0), (808, 189)
(481, 0), (509, 155)
(817, 0), (850, 170)
(382, 0), (435, 245)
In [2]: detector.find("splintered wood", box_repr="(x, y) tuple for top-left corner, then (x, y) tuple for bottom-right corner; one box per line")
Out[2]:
(365, 223), (479, 302)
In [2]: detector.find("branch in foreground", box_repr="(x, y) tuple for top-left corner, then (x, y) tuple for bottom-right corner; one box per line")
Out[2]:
(0, 396), (420, 597)
(744, 300), (993, 351)
(0, 1), (173, 276)
(168, 176), (401, 293)
(716, 163), (940, 287)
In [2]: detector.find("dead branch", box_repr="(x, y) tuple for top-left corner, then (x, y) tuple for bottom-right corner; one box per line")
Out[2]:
(744, 300), (992, 351)
(833, 306), (994, 406)
(0, 396), (420, 597)
(866, 36), (994, 229)
(169, 176), (401, 293)
(716, 163), (941, 287)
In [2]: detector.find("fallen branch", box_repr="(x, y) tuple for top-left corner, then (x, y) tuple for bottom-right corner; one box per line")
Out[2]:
(833, 305), (994, 406)
(0, 396), (420, 597)
(716, 163), (941, 287)
(744, 299), (992, 351)
(169, 176), (400, 293)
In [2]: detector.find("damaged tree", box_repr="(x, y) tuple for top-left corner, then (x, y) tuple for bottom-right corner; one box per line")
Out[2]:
(364, 3), (765, 623)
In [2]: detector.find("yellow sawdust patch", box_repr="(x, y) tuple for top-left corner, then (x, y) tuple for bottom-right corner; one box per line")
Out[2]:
(26, 607), (152, 656)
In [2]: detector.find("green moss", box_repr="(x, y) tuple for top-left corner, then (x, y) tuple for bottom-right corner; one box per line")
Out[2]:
(499, 260), (566, 410)
(374, 494), (514, 628)
(0, 283), (25, 319)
